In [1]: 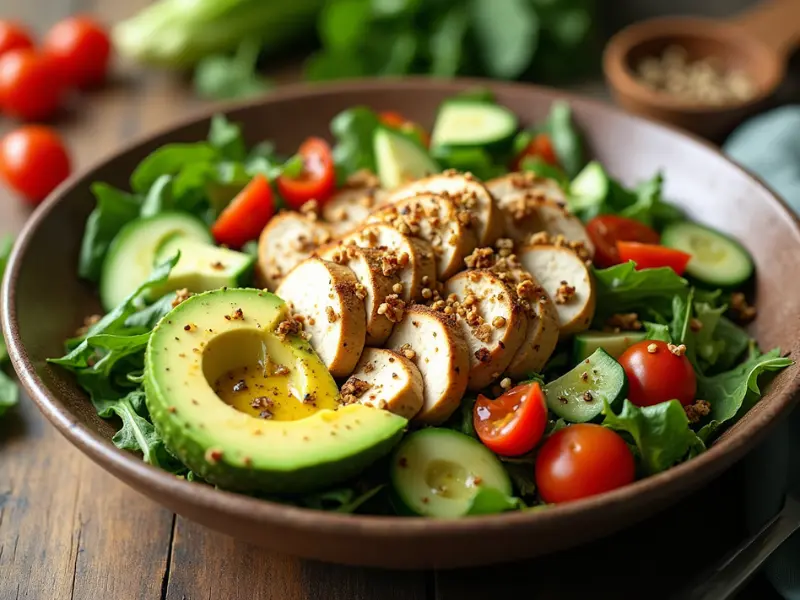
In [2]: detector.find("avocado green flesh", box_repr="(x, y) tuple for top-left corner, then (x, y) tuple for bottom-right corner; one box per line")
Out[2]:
(144, 288), (407, 493)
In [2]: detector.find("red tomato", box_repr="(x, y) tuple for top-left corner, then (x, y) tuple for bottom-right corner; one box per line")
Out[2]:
(586, 215), (660, 268)
(0, 50), (64, 121)
(276, 137), (337, 210)
(0, 21), (33, 57)
(43, 16), (111, 89)
(617, 340), (696, 407)
(535, 424), (635, 504)
(378, 111), (431, 147)
(511, 133), (558, 171)
(0, 125), (71, 204)
(212, 174), (276, 248)
(617, 241), (691, 275)
(473, 382), (548, 457)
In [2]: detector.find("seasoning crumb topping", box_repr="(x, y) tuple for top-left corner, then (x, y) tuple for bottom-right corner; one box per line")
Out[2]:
(233, 380), (248, 393)
(464, 247), (496, 269)
(184, 323), (197, 332)
(274, 317), (301, 341)
(341, 377), (372, 404)
(210, 261), (225, 271)
(492, 316), (507, 328)
(647, 343), (658, 354)
(500, 377), (512, 389)
(684, 399), (711, 423)
(730, 292), (757, 324)
(474, 347), (491, 363)
(554, 280), (576, 304)
(75, 313), (102, 337)
(399, 343), (416, 360)
(377, 294), (406, 323)
(204, 448), (223, 464)
(690, 317), (704, 332)
(171, 288), (192, 309)
(325, 306), (339, 323)
(605, 312), (642, 332)
(225, 308), (245, 321)
(250, 396), (273, 409)
(354, 283), (367, 300)
(668, 343), (687, 357)
(583, 391), (594, 403)
(299, 199), (320, 219)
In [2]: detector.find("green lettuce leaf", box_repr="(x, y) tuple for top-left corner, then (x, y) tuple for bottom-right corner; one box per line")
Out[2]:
(330, 106), (380, 179)
(592, 262), (689, 321)
(131, 143), (218, 194)
(543, 101), (583, 178)
(466, 486), (525, 515)
(603, 399), (705, 474)
(697, 347), (793, 441)
(0, 235), (19, 417)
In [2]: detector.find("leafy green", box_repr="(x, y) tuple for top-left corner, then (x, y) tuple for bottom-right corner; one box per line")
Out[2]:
(434, 147), (506, 181)
(208, 114), (247, 161)
(543, 101), (583, 178)
(294, 484), (387, 513)
(471, 0), (538, 79)
(592, 262), (689, 321)
(131, 144), (218, 194)
(429, 7), (469, 77)
(711, 316), (751, 372)
(0, 372), (18, 418)
(330, 107), (381, 178)
(603, 399), (705, 474)
(193, 38), (273, 101)
(521, 156), (569, 188)
(78, 184), (143, 281)
(466, 486), (525, 515)
(643, 322), (671, 343)
(697, 348), (793, 441)
(0, 235), (17, 417)
(444, 395), (478, 438)
(669, 291), (693, 345)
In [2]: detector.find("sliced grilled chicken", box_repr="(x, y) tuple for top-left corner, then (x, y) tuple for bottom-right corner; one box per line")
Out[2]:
(339, 224), (436, 302)
(368, 193), (477, 280)
(487, 172), (594, 255)
(504, 269), (561, 378)
(516, 245), (596, 336)
(321, 186), (382, 238)
(386, 172), (503, 246)
(342, 348), (424, 419)
(257, 212), (332, 291)
(386, 305), (469, 424)
(275, 257), (366, 377)
(317, 243), (399, 346)
(442, 269), (527, 390)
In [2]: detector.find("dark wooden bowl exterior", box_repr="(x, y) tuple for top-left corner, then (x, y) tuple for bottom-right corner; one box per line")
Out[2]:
(2, 79), (799, 569)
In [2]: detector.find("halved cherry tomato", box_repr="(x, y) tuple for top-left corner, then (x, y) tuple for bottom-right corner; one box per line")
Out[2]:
(617, 241), (691, 275)
(0, 49), (64, 121)
(511, 133), (558, 171)
(535, 424), (635, 504)
(0, 125), (70, 204)
(276, 137), (336, 210)
(586, 215), (660, 268)
(0, 21), (33, 58)
(473, 382), (548, 457)
(617, 340), (696, 407)
(379, 110), (430, 147)
(211, 174), (275, 248)
(43, 15), (111, 89)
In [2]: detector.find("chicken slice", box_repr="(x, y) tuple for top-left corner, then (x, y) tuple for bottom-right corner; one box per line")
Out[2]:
(341, 348), (424, 419)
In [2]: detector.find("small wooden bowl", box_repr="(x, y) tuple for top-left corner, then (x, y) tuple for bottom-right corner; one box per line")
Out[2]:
(2, 79), (799, 569)
(604, 1), (800, 139)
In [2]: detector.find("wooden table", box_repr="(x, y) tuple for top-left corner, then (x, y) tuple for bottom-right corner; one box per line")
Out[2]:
(0, 1), (784, 599)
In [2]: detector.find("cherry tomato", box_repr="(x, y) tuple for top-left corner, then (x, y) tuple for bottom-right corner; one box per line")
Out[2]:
(617, 241), (691, 275)
(43, 16), (111, 89)
(586, 215), (660, 268)
(378, 111), (430, 147)
(535, 424), (635, 504)
(617, 340), (696, 407)
(276, 137), (336, 210)
(473, 382), (548, 457)
(0, 50), (64, 121)
(0, 125), (71, 204)
(212, 174), (276, 248)
(0, 21), (33, 57)
(511, 133), (558, 171)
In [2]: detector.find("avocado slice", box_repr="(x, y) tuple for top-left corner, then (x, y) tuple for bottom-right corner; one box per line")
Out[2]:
(144, 288), (407, 493)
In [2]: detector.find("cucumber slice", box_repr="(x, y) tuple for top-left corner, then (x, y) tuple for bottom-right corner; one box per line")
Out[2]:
(390, 428), (511, 518)
(100, 212), (211, 311)
(544, 348), (627, 423)
(374, 127), (440, 190)
(661, 221), (754, 287)
(151, 235), (255, 297)
(573, 331), (647, 362)
(569, 160), (609, 212)
(430, 101), (518, 153)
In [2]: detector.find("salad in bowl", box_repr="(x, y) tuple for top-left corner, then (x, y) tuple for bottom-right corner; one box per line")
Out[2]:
(49, 90), (792, 518)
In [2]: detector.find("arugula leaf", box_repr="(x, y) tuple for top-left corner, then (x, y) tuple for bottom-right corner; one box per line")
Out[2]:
(330, 107), (381, 178)
(131, 144), (217, 194)
(78, 183), (143, 281)
(619, 172), (684, 228)
(466, 486), (525, 515)
(643, 322), (671, 343)
(444, 395), (477, 439)
(193, 38), (272, 101)
(124, 293), (178, 330)
(670, 291), (693, 345)
(711, 316), (751, 372)
(697, 348), (793, 441)
(139, 174), (174, 218)
(592, 262), (689, 320)
(692, 302), (727, 368)
(544, 101), (583, 178)
(603, 399), (705, 474)
(208, 114), (247, 162)
(471, 0), (538, 79)
(434, 147), (506, 181)
(521, 156), (569, 188)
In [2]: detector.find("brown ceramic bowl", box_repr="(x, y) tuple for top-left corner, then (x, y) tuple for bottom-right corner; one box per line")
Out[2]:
(2, 79), (799, 569)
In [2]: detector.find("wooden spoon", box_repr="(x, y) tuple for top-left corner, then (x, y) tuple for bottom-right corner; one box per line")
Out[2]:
(603, 0), (800, 140)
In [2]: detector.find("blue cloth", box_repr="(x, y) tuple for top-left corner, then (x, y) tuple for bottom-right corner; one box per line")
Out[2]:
(724, 105), (800, 599)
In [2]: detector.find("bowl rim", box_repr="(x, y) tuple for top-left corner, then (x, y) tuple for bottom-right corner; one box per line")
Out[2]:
(3, 76), (799, 539)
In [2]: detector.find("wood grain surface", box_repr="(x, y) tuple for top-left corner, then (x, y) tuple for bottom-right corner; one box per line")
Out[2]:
(0, 1), (783, 599)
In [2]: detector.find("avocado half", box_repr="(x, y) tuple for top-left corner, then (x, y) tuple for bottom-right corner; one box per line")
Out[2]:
(144, 288), (407, 493)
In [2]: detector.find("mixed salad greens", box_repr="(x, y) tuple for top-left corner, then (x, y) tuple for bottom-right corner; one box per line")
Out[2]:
(0, 235), (18, 418)
(49, 90), (792, 516)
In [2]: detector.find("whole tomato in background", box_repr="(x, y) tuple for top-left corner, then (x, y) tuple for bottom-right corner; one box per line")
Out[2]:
(0, 21), (34, 57)
(44, 16), (111, 89)
(0, 49), (64, 121)
(0, 126), (71, 204)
